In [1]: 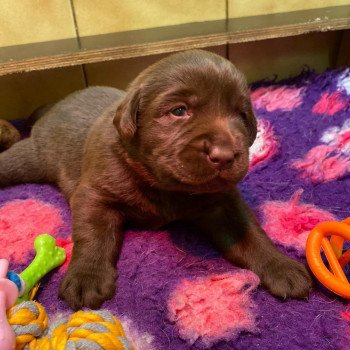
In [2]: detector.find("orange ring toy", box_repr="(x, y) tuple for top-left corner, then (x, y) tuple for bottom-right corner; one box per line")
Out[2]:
(306, 217), (350, 298)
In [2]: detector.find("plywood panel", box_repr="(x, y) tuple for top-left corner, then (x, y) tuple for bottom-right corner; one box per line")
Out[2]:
(0, 66), (85, 120)
(84, 46), (226, 89)
(229, 31), (342, 82)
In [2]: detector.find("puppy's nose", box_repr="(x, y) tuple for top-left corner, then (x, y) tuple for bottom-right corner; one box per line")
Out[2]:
(207, 146), (240, 170)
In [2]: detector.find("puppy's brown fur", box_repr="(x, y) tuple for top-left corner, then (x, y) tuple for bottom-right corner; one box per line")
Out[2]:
(0, 120), (21, 152)
(0, 50), (312, 310)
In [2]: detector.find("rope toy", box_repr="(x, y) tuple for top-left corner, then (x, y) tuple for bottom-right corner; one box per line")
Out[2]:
(1, 234), (66, 349)
(7, 301), (133, 350)
(7, 301), (48, 350)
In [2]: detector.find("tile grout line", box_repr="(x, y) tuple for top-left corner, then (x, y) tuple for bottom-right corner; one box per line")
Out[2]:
(69, 0), (88, 87)
(225, 0), (229, 60)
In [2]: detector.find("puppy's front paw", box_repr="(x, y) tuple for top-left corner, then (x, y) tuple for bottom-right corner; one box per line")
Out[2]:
(59, 262), (117, 310)
(261, 256), (313, 299)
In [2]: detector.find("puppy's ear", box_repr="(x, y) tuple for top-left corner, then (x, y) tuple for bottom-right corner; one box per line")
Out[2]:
(246, 109), (258, 146)
(113, 88), (140, 139)
(242, 97), (257, 146)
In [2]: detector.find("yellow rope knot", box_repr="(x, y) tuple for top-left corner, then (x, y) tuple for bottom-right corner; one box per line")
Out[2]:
(7, 301), (133, 350)
(7, 301), (48, 350)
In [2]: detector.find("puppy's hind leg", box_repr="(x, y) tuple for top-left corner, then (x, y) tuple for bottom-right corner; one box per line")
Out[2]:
(0, 138), (45, 187)
(0, 120), (21, 151)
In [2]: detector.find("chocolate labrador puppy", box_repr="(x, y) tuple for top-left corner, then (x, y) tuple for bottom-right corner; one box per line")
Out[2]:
(0, 50), (312, 310)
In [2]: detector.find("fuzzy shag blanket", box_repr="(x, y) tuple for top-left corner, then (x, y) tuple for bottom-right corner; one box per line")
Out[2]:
(2, 67), (350, 350)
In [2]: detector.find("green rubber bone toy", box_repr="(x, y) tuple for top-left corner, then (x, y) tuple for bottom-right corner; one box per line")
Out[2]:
(6, 234), (66, 303)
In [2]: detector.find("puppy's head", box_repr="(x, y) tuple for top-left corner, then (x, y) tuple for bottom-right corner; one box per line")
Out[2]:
(114, 50), (257, 193)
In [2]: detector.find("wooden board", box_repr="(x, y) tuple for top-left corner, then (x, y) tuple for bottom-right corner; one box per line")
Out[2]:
(0, 5), (349, 76)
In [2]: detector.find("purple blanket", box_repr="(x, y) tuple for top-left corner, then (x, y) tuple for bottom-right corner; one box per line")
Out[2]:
(2, 67), (350, 349)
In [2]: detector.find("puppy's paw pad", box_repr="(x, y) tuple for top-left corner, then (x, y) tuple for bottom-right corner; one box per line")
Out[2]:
(262, 258), (313, 299)
(59, 263), (117, 310)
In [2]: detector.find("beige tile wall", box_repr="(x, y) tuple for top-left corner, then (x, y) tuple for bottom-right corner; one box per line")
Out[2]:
(73, 0), (226, 37)
(0, 0), (76, 47)
(0, 0), (347, 47)
(228, 0), (350, 18)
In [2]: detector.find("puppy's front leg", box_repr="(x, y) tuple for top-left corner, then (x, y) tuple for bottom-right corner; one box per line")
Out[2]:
(194, 192), (312, 298)
(59, 184), (123, 310)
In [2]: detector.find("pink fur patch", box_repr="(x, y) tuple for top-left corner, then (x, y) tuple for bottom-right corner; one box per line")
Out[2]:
(291, 145), (350, 183)
(251, 86), (303, 112)
(0, 199), (64, 263)
(120, 316), (156, 350)
(261, 190), (336, 252)
(321, 119), (350, 153)
(168, 271), (259, 347)
(292, 120), (350, 183)
(337, 69), (350, 95)
(56, 237), (73, 271)
(341, 310), (350, 340)
(250, 118), (278, 168)
(312, 91), (347, 116)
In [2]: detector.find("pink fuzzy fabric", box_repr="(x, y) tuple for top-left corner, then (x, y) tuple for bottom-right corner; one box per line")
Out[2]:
(321, 119), (350, 153)
(292, 120), (350, 183)
(312, 91), (347, 116)
(120, 316), (156, 350)
(337, 130), (350, 150)
(0, 199), (64, 263)
(250, 86), (304, 112)
(249, 118), (278, 168)
(56, 237), (73, 271)
(342, 311), (350, 340)
(291, 144), (350, 183)
(261, 190), (336, 253)
(168, 271), (260, 347)
(337, 69), (350, 95)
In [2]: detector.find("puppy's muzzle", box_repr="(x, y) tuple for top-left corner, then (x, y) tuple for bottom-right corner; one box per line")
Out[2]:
(206, 145), (242, 171)
(201, 132), (244, 171)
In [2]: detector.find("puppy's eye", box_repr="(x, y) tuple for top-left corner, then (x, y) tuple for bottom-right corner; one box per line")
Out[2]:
(171, 106), (188, 117)
(239, 111), (247, 120)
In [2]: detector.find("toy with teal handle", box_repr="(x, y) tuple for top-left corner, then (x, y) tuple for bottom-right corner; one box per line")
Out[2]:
(7, 234), (66, 303)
